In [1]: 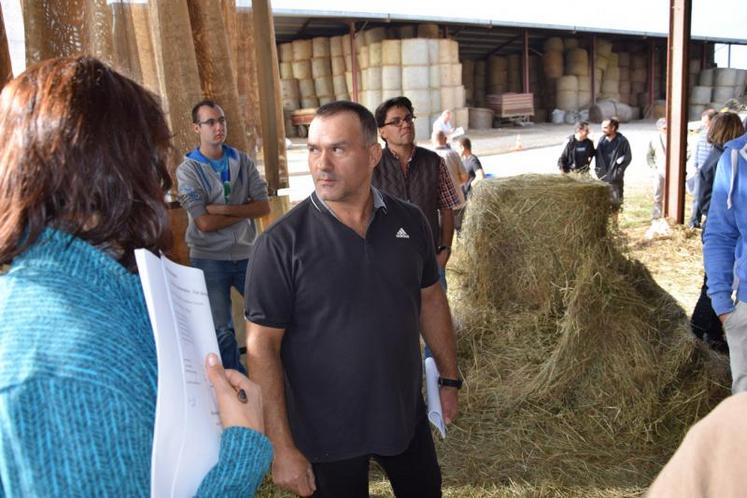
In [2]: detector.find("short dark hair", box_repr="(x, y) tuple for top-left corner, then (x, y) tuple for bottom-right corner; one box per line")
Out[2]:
(315, 100), (378, 145)
(0, 56), (173, 269)
(575, 121), (589, 132)
(191, 99), (221, 124)
(457, 136), (472, 150)
(374, 96), (414, 128)
(607, 117), (620, 130)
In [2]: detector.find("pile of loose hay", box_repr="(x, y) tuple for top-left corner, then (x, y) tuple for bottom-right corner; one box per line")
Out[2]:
(440, 174), (729, 494)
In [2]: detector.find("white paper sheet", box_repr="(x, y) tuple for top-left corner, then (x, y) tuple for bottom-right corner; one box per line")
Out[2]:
(424, 357), (446, 438)
(135, 249), (222, 498)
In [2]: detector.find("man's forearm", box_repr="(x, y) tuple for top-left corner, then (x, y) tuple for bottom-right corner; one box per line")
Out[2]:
(194, 213), (246, 232)
(439, 208), (455, 248)
(208, 199), (271, 219)
(246, 328), (297, 451)
(420, 284), (458, 378)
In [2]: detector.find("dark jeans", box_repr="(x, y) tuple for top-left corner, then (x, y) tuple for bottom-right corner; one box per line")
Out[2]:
(311, 416), (441, 498)
(691, 274), (728, 353)
(190, 257), (248, 374)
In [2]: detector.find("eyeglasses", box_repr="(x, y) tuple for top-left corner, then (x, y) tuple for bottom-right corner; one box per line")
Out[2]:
(383, 115), (416, 127)
(198, 117), (227, 127)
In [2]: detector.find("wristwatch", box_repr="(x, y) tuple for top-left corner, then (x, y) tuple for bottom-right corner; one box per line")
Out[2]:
(437, 377), (463, 389)
(437, 245), (451, 254)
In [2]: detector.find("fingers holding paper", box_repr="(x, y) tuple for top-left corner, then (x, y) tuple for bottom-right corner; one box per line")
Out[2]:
(205, 353), (265, 433)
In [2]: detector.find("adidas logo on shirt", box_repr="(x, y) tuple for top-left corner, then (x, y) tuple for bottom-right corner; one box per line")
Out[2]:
(396, 228), (409, 239)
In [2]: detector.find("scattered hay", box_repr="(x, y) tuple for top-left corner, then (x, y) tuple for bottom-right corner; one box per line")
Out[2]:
(441, 174), (729, 494)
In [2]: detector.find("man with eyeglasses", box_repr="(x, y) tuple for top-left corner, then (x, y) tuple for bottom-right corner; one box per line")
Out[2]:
(373, 96), (461, 290)
(176, 99), (270, 374)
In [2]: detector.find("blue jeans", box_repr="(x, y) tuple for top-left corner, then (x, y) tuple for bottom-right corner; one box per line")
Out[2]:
(424, 266), (447, 360)
(190, 257), (248, 375)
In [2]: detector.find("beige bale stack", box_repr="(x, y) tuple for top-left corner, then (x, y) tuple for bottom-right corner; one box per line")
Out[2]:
(508, 54), (522, 93)
(381, 39), (402, 101)
(401, 38), (432, 139)
(488, 55), (509, 94)
(557, 75), (579, 111)
(474, 60), (487, 106)
(543, 37), (564, 109)
(463, 59), (475, 105)
(565, 48), (588, 77)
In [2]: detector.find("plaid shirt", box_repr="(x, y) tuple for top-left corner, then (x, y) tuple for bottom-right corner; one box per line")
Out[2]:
(394, 148), (461, 210)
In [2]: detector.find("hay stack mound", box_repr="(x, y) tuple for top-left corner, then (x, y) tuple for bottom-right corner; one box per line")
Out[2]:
(442, 174), (728, 491)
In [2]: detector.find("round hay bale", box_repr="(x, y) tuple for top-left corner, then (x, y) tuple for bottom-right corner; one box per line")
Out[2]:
(563, 37), (579, 49)
(438, 39), (452, 64)
(381, 65), (402, 90)
(565, 48), (588, 66)
(712, 85), (736, 103)
(332, 74), (348, 95)
(358, 49), (370, 69)
(576, 77), (591, 92)
(544, 37), (564, 52)
(605, 66), (620, 81)
(441, 86), (460, 110)
(589, 99), (633, 122)
(292, 60), (312, 79)
(608, 52), (619, 67)
(318, 96), (335, 106)
(417, 23), (440, 39)
(343, 54), (353, 72)
(557, 75), (578, 92)
(689, 104), (706, 120)
(300, 96), (318, 108)
(450, 175), (728, 489)
(368, 42), (382, 67)
(312, 37), (330, 58)
(631, 68), (647, 83)
(578, 90), (592, 108)
(468, 107), (494, 129)
(401, 39), (429, 65)
(631, 53), (647, 69)
(451, 64), (463, 86)
(331, 56), (345, 75)
(292, 39), (312, 61)
(298, 78), (316, 98)
(597, 38), (613, 56)
(699, 68), (715, 86)
(690, 86), (713, 105)
(279, 61), (293, 79)
(363, 27), (386, 45)
(489, 55), (508, 71)
(381, 88), (402, 101)
(278, 42), (293, 62)
(617, 52), (630, 67)
(280, 79), (300, 100)
(399, 24), (416, 39)
(364, 67), (382, 91)
(344, 71), (359, 94)
(543, 51), (563, 78)
(314, 76), (334, 98)
(311, 57), (332, 78)
(595, 55), (609, 72)
(557, 90), (579, 111)
(330, 35), (343, 57)
(382, 39), (401, 65)
(715, 68), (739, 86)
(602, 80), (619, 94)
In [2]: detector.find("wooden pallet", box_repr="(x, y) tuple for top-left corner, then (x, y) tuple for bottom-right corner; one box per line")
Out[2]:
(486, 93), (534, 119)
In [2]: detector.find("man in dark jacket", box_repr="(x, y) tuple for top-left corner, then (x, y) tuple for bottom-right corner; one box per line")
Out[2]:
(595, 118), (632, 211)
(557, 121), (595, 174)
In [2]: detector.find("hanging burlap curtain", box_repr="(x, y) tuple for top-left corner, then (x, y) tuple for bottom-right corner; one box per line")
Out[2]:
(0, 5), (13, 87)
(21, 0), (288, 191)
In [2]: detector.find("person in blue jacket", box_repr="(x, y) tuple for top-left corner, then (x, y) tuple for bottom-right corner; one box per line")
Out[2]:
(0, 56), (271, 496)
(703, 124), (747, 393)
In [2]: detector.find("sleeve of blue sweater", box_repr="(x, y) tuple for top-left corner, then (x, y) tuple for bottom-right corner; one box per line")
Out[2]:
(703, 148), (739, 316)
(0, 377), (272, 497)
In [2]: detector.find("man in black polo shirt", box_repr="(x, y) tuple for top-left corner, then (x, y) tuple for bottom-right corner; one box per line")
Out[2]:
(557, 121), (595, 174)
(245, 101), (460, 498)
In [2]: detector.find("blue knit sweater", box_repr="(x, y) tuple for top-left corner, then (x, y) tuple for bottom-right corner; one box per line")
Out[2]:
(0, 229), (272, 497)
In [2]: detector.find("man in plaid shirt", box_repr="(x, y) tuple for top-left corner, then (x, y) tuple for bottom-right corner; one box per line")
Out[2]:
(372, 96), (461, 288)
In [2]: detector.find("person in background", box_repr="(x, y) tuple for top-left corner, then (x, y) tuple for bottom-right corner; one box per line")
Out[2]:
(177, 99), (270, 374)
(688, 108), (717, 228)
(557, 121), (595, 174)
(0, 57), (271, 496)
(646, 118), (668, 222)
(432, 130), (468, 230)
(432, 109), (455, 138)
(703, 114), (747, 393)
(594, 117), (632, 219)
(690, 112), (744, 353)
(456, 136), (485, 198)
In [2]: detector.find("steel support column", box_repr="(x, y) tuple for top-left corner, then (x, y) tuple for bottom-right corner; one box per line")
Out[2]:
(590, 36), (596, 104)
(522, 29), (530, 93)
(663, 0), (691, 223)
(648, 40), (655, 113)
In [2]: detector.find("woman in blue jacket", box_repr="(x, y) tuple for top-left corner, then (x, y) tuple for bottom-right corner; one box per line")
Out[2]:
(0, 57), (271, 496)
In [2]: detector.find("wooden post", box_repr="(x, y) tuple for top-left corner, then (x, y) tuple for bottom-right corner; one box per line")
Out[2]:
(252, 0), (286, 194)
(590, 35), (596, 104)
(522, 29), (530, 93)
(663, 0), (691, 223)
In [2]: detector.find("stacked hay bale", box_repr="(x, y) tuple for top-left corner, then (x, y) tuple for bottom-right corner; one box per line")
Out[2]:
(462, 59), (475, 106)
(442, 175), (729, 491)
(631, 51), (649, 112)
(530, 54), (546, 121)
(278, 42), (299, 137)
(436, 38), (465, 123)
(401, 38), (432, 140)
(381, 39), (402, 102)
(362, 38), (383, 112)
(507, 53), (522, 93)
(542, 37), (564, 110)
(487, 54), (508, 96)
(342, 33), (361, 100)
(290, 38), (317, 110)
(330, 35), (349, 101)
(311, 37), (334, 107)
(618, 51), (632, 105)
(474, 60), (486, 107)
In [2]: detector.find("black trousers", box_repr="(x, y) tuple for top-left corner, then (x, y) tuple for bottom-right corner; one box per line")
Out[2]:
(691, 274), (728, 352)
(311, 416), (441, 498)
